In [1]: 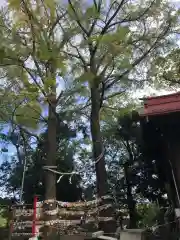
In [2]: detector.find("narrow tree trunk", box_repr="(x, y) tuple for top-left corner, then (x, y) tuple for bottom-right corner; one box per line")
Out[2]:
(124, 163), (137, 229)
(90, 87), (107, 197)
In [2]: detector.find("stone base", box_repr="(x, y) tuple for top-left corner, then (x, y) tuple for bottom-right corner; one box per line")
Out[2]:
(120, 229), (146, 240)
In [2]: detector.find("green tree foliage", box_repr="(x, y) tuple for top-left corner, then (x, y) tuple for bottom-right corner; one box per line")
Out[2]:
(103, 111), (169, 228)
(0, 122), (82, 203)
(137, 203), (160, 228)
(0, 0), (70, 205)
(60, 0), (177, 196)
(0, 1), (177, 228)
(0, 198), (13, 228)
(0, 0), (177, 198)
(150, 48), (180, 89)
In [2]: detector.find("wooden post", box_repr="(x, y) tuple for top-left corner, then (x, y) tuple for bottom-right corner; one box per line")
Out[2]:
(8, 205), (14, 240)
(32, 195), (38, 237)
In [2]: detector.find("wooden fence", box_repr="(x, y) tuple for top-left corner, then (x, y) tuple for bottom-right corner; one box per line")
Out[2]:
(10, 196), (116, 239)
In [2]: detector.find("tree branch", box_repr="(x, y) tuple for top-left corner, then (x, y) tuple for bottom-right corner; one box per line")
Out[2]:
(88, 0), (102, 36)
(105, 22), (172, 90)
(21, 0), (45, 85)
(103, 90), (126, 101)
(90, 0), (125, 63)
(56, 90), (64, 104)
(49, 11), (67, 37)
(68, 0), (88, 36)
(107, 0), (156, 29)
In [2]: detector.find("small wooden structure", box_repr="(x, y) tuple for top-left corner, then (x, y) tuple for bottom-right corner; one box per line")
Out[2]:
(140, 91), (180, 207)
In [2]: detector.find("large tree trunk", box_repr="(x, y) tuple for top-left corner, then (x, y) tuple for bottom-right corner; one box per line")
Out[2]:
(45, 96), (57, 200)
(90, 87), (107, 197)
(90, 87), (116, 234)
(43, 94), (57, 239)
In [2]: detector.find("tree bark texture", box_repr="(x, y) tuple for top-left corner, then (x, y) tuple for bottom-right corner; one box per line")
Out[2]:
(43, 95), (57, 240)
(90, 87), (107, 197)
(45, 97), (57, 200)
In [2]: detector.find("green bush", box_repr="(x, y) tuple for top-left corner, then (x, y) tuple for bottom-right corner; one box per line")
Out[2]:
(137, 203), (160, 228)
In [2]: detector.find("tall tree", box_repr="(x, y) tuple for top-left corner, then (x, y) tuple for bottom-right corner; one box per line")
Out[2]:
(62, 0), (177, 197)
(103, 111), (169, 228)
(0, 2), (70, 237)
(0, 0), (177, 213)
(0, 1), (69, 224)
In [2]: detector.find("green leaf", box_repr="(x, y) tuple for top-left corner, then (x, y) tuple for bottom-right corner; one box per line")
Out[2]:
(101, 27), (130, 44)
(15, 102), (42, 129)
(37, 40), (50, 61)
(56, 59), (67, 74)
(44, 0), (56, 18)
(44, 78), (56, 91)
(116, 26), (130, 39)
(85, 6), (99, 19)
(76, 72), (95, 85)
(117, 58), (131, 69)
(8, 0), (22, 9)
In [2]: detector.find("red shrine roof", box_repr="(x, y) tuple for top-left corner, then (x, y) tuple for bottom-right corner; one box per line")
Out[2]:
(140, 92), (180, 117)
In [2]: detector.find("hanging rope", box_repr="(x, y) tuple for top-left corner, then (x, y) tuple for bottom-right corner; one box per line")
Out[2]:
(19, 132), (28, 204)
(19, 156), (27, 203)
(42, 146), (105, 184)
(42, 166), (79, 183)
